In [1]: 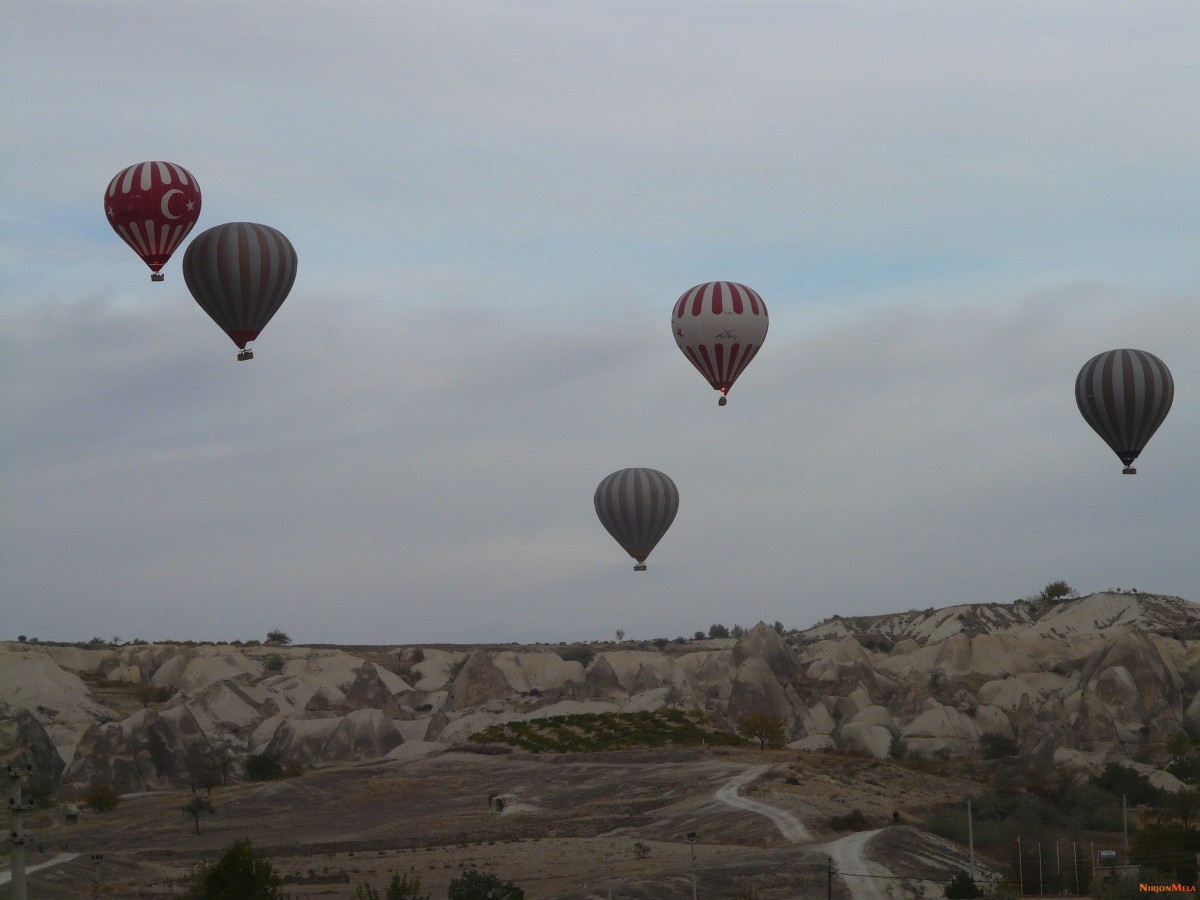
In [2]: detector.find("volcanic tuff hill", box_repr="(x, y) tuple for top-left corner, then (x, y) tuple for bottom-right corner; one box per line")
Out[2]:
(3, 591), (1199, 796)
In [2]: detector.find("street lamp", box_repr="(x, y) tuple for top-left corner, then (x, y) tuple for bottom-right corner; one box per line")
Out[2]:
(687, 832), (699, 900)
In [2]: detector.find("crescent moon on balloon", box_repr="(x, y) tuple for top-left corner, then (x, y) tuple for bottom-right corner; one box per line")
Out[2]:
(160, 189), (184, 220)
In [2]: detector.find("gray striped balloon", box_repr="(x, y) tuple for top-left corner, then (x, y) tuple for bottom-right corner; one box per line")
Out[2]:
(1075, 349), (1173, 474)
(594, 468), (679, 571)
(182, 222), (297, 357)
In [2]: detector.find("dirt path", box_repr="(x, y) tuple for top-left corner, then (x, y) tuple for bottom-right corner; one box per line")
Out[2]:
(713, 765), (812, 842)
(712, 770), (901, 900)
(825, 829), (894, 900)
(0, 852), (80, 885)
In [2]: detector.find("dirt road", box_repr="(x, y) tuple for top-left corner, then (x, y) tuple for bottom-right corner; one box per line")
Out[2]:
(0, 852), (79, 886)
(714, 769), (901, 900)
(713, 765), (812, 842)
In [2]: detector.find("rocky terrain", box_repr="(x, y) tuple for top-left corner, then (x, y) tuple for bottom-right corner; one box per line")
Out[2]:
(2, 590), (1197, 896)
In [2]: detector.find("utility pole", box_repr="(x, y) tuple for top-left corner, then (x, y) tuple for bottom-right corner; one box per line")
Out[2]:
(967, 799), (975, 879)
(91, 853), (103, 899)
(687, 832), (698, 900)
(827, 855), (833, 900)
(1038, 841), (1043, 895)
(1073, 841), (1080, 895)
(1016, 835), (1024, 897)
(605, 849), (612, 900)
(7, 763), (34, 900)
(1123, 794), (1129, 859)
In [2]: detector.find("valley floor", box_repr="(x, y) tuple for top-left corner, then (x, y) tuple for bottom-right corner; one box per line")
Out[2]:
(2, 747), (988, 899)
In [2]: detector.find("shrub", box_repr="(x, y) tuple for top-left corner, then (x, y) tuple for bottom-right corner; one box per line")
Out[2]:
(85, 783), (120, 812)
(244, 751), (285, 782)
(265, 629), (291, 646)
(194, 837), (281, 898)
(264, 653), (285, 673)
(944, 870), (983, 899)
(829, 808), (872, 831)
(447, 869), (524, 899)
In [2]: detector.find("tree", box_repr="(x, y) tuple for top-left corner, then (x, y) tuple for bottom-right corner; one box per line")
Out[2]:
(1038, 581), (1077, 602)
(447, 869), (525, 900)
(183, 796), (215, 834)
(136, 684), (173, 707)
(944, 870), (983, 899)
(244, 750), (285, 782)
(85, 783), (120, 812)
(614, 629), (625, 642)
(195, 837), (281, 899)
(265, 629), (291, 646)
(737, 712), (787, 750)
(386, 872), (428, 900)
(708, 623), (730, 639)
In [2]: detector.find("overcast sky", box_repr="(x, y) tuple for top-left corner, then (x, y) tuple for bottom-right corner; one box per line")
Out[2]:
(2, 1), (1198, 645)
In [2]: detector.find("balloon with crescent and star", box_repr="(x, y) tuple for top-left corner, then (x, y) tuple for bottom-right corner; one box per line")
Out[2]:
(672, 281), (769, 406)
(181, 222), (297, 361)
(594, 468), (679, 572)
(1075, 348), (1173, 475)
(104, 161), (202, 281)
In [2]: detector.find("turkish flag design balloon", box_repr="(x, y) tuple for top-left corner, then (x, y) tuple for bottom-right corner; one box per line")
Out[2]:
(182, 222), (297, 360)
(104, 161), (202, 280)
(672, 281), (768, 406)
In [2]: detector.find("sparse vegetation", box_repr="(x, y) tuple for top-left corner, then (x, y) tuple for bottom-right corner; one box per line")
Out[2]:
(468, 708), (745, 753)
(265, 628), (292, 646)
(264, 653), (285, 672)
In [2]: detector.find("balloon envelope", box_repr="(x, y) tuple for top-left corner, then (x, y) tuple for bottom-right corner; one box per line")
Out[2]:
(182, 222), (297, 353)
(672, 281), (768, 404)
(594, 468), (679, 571)
(105, 161), (202, 279)
(1075, 348), (1173, 473)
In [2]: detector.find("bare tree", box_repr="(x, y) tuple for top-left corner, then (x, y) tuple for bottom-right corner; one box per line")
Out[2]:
(183, 796), (215, 834)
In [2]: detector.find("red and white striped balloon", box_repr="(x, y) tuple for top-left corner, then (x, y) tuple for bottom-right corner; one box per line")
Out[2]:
(671, 281), (768, 405)
(104, 161), (202, 280)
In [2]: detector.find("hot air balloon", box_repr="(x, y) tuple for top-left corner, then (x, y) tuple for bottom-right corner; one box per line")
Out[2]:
(672, 281), (768, 406)
(104, 161), (202, 280)
(594, 468), (679, 571)
(181, 222), (297, 361)
(1075, 348), (1173, 474)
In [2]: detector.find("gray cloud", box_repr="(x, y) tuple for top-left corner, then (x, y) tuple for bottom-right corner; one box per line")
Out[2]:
(2, 2), (1198, 643)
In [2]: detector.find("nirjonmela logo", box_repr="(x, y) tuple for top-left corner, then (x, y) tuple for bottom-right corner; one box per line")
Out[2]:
(1139, 885), (1197, 893)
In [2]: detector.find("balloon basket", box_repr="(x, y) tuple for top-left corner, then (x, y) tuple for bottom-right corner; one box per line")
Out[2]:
(1122, 466), (1137, 475)
(718, 396), (727, 406)
(237, 349), (254, 361)
(151, 273), (165, 282)
(633, 564), (647, 572)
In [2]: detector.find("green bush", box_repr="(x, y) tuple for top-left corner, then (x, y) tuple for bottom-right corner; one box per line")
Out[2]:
(193, 837), (281, 898)
(244, 751), (285, 782)
(829, 808), (872, 831)
(85, 783), (120, 812)
(447, 869), (524, 899)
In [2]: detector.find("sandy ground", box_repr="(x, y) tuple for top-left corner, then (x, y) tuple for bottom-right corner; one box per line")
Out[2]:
(1, 748), (987, 899)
